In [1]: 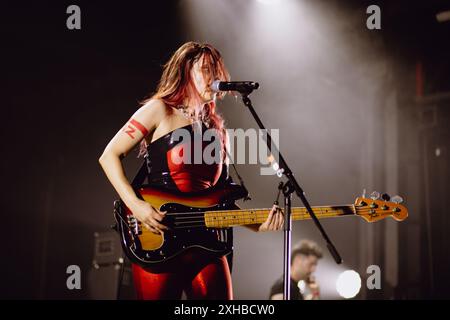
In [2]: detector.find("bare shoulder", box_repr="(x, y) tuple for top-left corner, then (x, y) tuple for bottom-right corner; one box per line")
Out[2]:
(129, 98), (174, 133)
(137, 98), (170, 118)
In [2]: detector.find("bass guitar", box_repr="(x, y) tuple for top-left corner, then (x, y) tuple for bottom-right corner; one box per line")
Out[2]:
(113, 184), (408, 267)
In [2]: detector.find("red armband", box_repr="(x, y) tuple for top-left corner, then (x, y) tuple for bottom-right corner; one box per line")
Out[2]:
(123, 118), (149, 139)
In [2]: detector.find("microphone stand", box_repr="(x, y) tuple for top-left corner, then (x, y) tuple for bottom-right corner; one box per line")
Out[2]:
(238, 89), (343, 301)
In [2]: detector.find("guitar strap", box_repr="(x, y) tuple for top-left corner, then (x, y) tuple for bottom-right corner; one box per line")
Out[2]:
(131, 155), (150, 189)
(225, 148), (252, 202)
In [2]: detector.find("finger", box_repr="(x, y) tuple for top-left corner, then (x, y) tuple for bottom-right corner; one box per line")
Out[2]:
(261, 208), (276, 231)
(143, 216), (155, 227)
(276, 209), (284, 229)
(278, 215), (284, 229)
(150, 217), (169, 231)
(144, 222), (159, 234)
(266, 207), (275, 223)
(277, 215), (284, 230)
(273, 208), (282, 229)
(152, 212), (165, 222)
(143, 216), (162, 233)
(155, 211), (168, 224)
(274, 210), (281, 230)
(268, 210), (277, 230)
(273, 210), (279, 230)
(268, 209), (276, 229)
(154, 207), (167, 215)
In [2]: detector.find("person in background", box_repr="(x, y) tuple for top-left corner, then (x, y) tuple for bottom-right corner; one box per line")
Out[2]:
(269, 239), (323, 300)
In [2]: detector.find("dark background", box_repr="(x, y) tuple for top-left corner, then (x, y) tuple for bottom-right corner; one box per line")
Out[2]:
(2, 0), (450, 299)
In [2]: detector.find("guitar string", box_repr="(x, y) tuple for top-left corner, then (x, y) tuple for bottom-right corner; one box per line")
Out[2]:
(166, 209), (370, 218)
(167, 209), (396, 222)
(153, 208), (398, 224)
(165, 207), (399, 217)
(165, 207), (353, 216)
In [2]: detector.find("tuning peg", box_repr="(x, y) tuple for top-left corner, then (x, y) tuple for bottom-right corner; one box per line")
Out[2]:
(381, 193), (391, 201)
(391, 195), (403, 204)
(361, 188), (366, 198)
(370, 191), (380, 200)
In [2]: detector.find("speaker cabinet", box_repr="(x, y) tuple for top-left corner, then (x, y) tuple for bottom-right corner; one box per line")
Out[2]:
(87, 231), (136, 299)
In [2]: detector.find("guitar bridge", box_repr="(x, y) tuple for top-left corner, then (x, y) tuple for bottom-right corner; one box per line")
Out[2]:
(127, 215), (139, 235)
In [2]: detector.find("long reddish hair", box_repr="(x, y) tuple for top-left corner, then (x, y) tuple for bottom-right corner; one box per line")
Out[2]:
(139, 41), (231, 157)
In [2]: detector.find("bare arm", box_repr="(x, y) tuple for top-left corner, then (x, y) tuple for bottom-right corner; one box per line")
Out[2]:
(98, 99), (168, 234)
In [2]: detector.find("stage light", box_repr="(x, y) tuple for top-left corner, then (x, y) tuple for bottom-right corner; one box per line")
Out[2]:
(336, 270), (361, 299)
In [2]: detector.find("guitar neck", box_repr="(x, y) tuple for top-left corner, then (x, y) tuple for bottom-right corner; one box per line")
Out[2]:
(204, 205), (356, 228)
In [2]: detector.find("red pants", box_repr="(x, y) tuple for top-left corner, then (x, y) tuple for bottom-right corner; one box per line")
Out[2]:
(132, 249), (233, 300)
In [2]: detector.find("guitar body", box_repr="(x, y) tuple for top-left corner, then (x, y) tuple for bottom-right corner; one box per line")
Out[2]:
(114, 183), (248, 268)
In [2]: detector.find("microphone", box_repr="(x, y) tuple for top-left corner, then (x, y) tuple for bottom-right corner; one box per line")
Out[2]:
(211, 80), (259, 93)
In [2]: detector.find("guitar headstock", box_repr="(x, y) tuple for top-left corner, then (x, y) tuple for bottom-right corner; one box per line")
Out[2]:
(354, 192), (408, 222)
